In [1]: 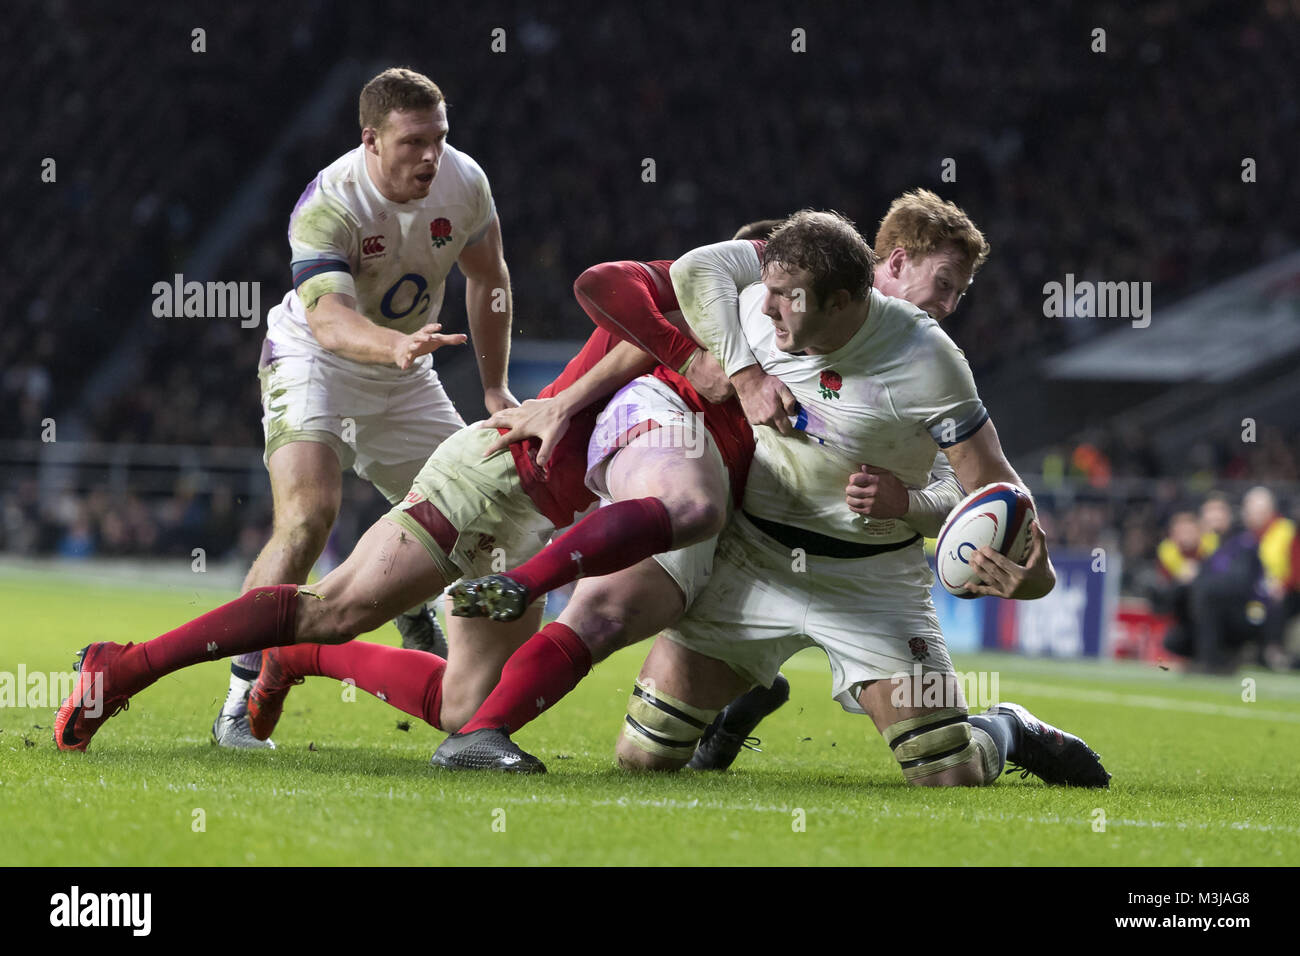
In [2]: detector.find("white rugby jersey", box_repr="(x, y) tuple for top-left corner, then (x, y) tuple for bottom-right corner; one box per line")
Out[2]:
(265, 142), (495, 374)
(674, 241), (988, 545)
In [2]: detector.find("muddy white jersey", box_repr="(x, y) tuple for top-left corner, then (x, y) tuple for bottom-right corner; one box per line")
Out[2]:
(738, 285), (986, 543)
(265, 142), (495, 377)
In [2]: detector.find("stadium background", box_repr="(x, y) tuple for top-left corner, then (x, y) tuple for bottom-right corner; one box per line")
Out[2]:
(4, 0), (1300, 668)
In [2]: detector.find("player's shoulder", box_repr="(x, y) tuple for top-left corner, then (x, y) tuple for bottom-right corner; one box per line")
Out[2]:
(313, 146), (365, 194)
(872, 287), (932, 332)
(287, 153), (363, 246)
(437, 143), (491, 188)
(296, 148), (364, 219)
(873, 289), (964, 359)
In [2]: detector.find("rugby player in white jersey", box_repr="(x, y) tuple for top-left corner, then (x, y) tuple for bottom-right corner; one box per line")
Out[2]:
(612, 211), (1108, 787)
(690, 192), (1059, 768)
(213, 67), (523, 748)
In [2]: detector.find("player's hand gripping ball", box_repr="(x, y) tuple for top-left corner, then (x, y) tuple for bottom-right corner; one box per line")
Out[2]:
(935, 482), (1035, 598)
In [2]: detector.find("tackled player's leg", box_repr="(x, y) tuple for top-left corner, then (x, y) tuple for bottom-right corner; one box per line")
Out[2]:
(431, 389), (733, 771)
(431, 554), (693, 771)
(246, 538), (542, 740)
(55, 513), (447, 752)
(614, 633), (753, 772)
(449, 376), (728, 621)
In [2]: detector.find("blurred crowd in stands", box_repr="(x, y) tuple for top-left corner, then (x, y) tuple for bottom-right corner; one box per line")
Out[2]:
(4, 1), (1300, 658)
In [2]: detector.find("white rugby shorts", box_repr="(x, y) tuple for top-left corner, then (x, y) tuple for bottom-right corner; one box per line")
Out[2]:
(663, 511), (954, 714)
(259, 335), (464, 502)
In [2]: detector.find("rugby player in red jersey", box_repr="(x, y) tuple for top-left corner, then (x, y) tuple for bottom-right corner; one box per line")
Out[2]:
(52, 228), (754, 754)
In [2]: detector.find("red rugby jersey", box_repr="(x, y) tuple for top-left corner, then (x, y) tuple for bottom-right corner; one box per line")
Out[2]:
(506, 328), (620, 528)
(571, 255), (756, 505)
(509, 243), (762, 526)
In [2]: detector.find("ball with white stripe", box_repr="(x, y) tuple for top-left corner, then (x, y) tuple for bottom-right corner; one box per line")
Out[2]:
(935, 482), (1035, 598)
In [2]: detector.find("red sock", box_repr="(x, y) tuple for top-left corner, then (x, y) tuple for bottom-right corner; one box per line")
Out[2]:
(123, 585), (298, 691)
(508, 497), (673, 597)
(459, 622), (593, 734)
(282, 641), (446, 729)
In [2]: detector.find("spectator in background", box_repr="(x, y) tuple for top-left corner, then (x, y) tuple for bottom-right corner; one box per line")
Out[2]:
(1199, 492), (1233, 554)
(1242, 487), (1296, 598)
(1242, 486), (1297, 670)
(1157, 510), (1209, 585)
(1150, 510), (1207, 648)
(1165, 495), (1271, 673)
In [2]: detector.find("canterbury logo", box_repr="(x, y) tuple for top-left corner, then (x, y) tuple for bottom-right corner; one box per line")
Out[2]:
(362, 235), (385, 256)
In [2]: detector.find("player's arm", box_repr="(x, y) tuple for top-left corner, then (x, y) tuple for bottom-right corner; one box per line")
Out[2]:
(481, 340), (655, 467)
(943, 419), (1055, 600)
(845, 451), (965, 537)
(307, 292), (465, 368)
(670, 240), (799, 434)
(458, 214), (518, 414)
(575, 260), (732, 403)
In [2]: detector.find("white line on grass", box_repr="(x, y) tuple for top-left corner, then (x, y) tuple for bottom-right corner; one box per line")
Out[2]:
(438, 791), (1300, 835)
(776, 653), (1300, 721)
(1006, 680), (1300, 724)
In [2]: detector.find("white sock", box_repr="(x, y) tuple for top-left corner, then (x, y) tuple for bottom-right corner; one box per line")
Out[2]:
(221, 673), (254, 718)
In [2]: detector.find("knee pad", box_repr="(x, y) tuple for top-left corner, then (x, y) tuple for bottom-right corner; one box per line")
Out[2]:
(883, 707), (977, 783)
(622, 679), (719, 760)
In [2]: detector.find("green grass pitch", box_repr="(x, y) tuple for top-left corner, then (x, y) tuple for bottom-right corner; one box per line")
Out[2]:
(3, 567), (1298, 866)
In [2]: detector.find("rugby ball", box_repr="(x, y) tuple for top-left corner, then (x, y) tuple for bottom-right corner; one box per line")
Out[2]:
(935, 482), (1035, 598)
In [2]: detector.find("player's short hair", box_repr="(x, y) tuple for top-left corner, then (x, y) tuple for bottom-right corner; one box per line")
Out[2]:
(761, 210), (875, 307)
(733, 219), (785, 240)
(873, 189), (990, 275)
(360, 67), (444, 132)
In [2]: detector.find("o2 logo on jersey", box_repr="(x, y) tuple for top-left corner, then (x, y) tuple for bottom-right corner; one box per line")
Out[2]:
(430, 218), (453, 248)
(381, 273), (432, 321)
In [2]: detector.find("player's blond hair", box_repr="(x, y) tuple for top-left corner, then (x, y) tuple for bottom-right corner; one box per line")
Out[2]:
(360, 67), (444, 132)
(873, 189), (990, 274)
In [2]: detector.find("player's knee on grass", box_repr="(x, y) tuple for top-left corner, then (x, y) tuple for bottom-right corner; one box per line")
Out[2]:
(615, 737), (690, 772)
(617, 677), (719, 772)
(882, 708), (988, 787)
